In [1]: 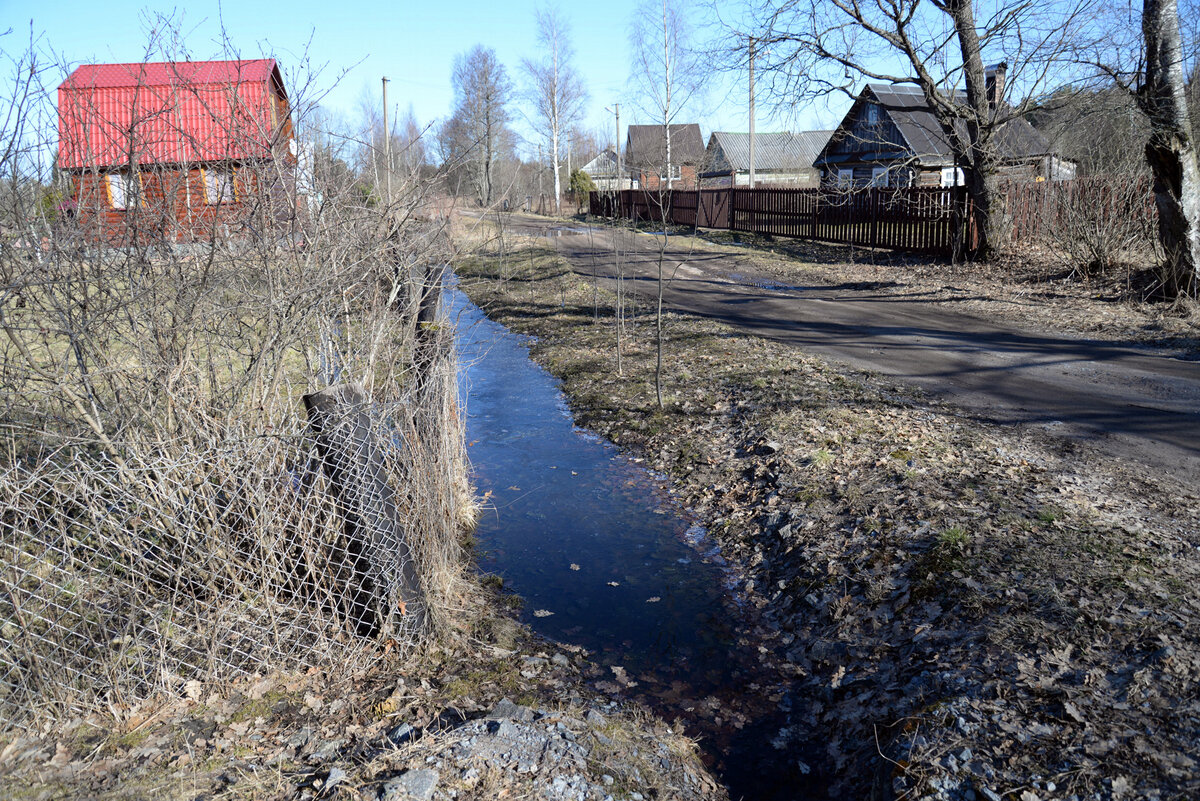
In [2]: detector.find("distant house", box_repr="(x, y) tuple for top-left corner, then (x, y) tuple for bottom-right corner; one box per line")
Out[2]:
(579, 148), (633, 191)
(624, 124), (706, 190)
(814, 67), (1075, 189)
(700, 131), (833, 188)
(58, 59), (299, 243)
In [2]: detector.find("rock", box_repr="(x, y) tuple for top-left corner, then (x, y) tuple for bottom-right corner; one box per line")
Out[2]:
(488, 698), (534, 722)
(308, 739), (344, 763)
(552, 653), (571, 667)
(381, 768), (439, 801)
(286, 727), (314, 751)
(584, 710), (606, 727)
(325, 767), (347, 790)
(385, 724), (415, 747)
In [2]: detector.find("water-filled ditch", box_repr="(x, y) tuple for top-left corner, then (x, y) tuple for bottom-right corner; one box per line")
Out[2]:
(453, 288), (820, 799)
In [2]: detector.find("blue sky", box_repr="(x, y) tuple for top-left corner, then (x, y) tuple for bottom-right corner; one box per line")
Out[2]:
(3, 0), (843, 157)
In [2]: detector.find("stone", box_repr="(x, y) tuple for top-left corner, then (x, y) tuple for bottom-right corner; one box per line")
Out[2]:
(584, 710), (606, 727)
(382, 768), (439, 801)
(324, 767), (347, 790)
(552, 654), (571, 667)
(385, 724), (415, 747)
(488, 699), (534, 722)
(286, 727), (314, 751)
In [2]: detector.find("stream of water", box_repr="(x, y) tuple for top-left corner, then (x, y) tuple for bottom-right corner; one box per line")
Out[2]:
(453, 288), (816, 800)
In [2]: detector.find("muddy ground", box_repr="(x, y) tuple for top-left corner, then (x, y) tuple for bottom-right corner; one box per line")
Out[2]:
(455, 227), (1200, 801)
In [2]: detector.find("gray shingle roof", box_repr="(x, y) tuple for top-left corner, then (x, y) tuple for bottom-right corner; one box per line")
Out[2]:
(706, 131), (833, 172)
(822, 84), (1054, 167)
(625, 124), (706, 168)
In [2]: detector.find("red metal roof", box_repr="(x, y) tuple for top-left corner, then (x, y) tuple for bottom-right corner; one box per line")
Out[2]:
(58, 59), (287, 169)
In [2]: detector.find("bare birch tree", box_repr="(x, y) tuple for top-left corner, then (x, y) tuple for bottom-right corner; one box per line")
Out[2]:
(522, 7), (588, 216)
(629, 0), (705, 191)
(629, 0), (706, 409)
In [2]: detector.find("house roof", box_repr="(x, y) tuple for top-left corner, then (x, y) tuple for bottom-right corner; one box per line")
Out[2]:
(58, 59), (288, 170)
(817, 83), (1054, 168)
(581, 148), (619, 176)
(706, 131), (833, 173)
(625, 124), (705, 169)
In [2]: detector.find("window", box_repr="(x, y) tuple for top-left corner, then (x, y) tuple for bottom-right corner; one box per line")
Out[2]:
(660, 164), (682, 181)
(837, 168), (854, 188)
(105, 172), (140, 210)
(864, 103), (879, 126)
(203, 168), (237, 204)
(870, 167), (889, 188)
(940, 167), (965, 187)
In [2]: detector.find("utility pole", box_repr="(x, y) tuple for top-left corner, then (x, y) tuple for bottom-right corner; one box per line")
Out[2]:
(606, 104), (621, 191)
(747, 37), (756, 189)
(381, 76), (392, 206)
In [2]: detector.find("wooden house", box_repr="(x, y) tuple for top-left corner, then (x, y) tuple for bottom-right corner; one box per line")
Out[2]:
(57, 59), (299, 244)
(814, 69), (1075, 190)
(624, 124), (705, 190)
(579, 148), (633, 191)
(700, 130), (833, 188)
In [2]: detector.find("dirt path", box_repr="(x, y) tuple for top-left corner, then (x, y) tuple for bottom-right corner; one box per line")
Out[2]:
(485, 211), (1200, 483)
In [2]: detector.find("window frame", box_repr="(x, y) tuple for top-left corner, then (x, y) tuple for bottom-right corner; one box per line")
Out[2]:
(940, 166), (965, 187)
(105, 171), (141, 210)
(201, 167), (238, 205)
(836, 168), (854, 188)
(870, 166), (889, 188)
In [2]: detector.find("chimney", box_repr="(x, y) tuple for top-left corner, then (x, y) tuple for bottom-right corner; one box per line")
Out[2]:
(985, 62), (1008, 108)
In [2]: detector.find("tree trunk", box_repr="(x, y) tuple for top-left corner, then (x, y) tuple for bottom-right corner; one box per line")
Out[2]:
(963, 165), (1008, 258)
(1139, 0), (1200, 296)
(948, 0), (1007, 259)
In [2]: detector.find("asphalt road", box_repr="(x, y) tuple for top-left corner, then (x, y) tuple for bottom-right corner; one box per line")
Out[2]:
(483, 212), (1200, 482)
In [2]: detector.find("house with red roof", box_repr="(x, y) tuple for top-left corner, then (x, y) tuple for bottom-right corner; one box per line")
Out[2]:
(58, 59), (298, 243)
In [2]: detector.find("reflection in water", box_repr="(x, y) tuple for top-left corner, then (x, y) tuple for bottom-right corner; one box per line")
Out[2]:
(453, 288), (817, 800)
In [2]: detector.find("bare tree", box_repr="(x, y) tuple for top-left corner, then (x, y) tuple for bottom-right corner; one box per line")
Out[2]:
(446, 45), (513, 206)
(522, 7), (588, 216)
(730, 0), (1101, 258)
(1138, 0), (1200, 295)
(628, 0), (707, 409)
(629, 0), (706, 191)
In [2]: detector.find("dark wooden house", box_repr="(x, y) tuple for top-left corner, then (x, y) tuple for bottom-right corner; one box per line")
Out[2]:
(57, 59), (298, 244)
(814, 70), (1075, 189)
(624, 124), (705, 190)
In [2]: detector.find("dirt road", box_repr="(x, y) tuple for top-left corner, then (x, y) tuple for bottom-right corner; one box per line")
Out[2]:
(478, 212), (1200, 482)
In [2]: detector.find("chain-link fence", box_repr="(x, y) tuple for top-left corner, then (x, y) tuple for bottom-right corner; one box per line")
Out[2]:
(0, 38), (472, 731)
(0, 360), (466, 728)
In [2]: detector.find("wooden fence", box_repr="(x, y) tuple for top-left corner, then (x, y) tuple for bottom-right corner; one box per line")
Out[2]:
(589, 186), (971, 257)
(1004, 176), (1157, 244)
(590, 178), (1161, 258)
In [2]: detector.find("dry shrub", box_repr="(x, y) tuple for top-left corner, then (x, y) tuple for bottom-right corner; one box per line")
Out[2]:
(0, 29), (472, 728)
